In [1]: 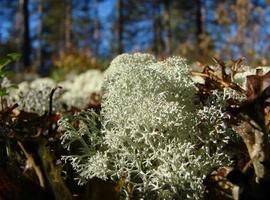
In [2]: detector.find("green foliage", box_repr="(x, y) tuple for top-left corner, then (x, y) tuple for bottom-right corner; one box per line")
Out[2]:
(0, 53), (20, 109)
(0, 53), (20, 69)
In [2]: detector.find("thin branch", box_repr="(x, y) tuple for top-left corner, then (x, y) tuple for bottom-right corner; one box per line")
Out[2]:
(17, 141), (45, 188)
(49, 86), (62, 116)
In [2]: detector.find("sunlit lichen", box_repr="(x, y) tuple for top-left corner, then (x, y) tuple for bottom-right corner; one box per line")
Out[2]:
(60, 53), (239, 199)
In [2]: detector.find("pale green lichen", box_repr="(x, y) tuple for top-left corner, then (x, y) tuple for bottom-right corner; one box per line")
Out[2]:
(60, 53), (239, 199)
(7, 70), (103, 114)
(8, 78), (61, 114)
(61, 70), (103, 108)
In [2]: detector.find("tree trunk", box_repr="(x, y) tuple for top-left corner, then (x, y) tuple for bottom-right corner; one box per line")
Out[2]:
(93, 0), (100, 56)
(196, 0), (204, 55)
(152, 0), (162, 56)
(37, 0), (43, 72)
(15, 1), (21, 71)
(116, 0), (124, 54)
(163, 0), (172, 55)
(235, 0), (249, 57)
(20, 0), (31, 68)
(65, 0), (72, 50)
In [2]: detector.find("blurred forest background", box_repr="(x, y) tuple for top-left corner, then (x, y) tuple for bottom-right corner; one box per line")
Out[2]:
(1, 0), (270, 77)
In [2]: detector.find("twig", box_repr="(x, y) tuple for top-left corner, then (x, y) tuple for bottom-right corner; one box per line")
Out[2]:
(191, 71), (245, 93)
(17, 141), (45, 188)
(49, 86), (62, 116)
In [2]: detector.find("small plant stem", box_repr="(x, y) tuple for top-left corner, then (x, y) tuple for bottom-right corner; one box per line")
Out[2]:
(17, 141), (45, 188)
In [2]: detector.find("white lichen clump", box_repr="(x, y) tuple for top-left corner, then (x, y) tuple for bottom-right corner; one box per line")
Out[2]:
(7, 70), (104, 114)
(8, 78), (60, 115)
(61, 70), (103, 108)
(60, 53), (237, 199)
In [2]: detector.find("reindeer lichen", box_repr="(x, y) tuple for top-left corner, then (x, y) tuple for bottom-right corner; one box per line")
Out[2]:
(60, 53), (238, 199)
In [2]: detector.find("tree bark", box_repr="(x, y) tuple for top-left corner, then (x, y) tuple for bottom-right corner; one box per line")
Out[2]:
(196, 0), (204, 55)
(15, 1), (21, 71)
(152, 0), (162, 56)
(93, 0), (100, 56)
(37, 0), (43, 72)
(116, 0), (124, 54)
(65, 0), (72, 50)
(163, 0), (172, 55)
(20, 0), (31, 68)
(235, 0), (249, 57)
